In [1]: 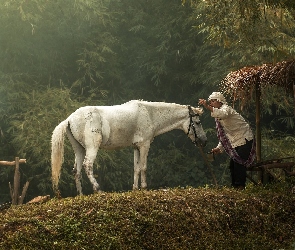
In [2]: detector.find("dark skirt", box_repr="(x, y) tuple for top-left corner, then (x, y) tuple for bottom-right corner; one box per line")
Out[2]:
(229, 139), (253, 188)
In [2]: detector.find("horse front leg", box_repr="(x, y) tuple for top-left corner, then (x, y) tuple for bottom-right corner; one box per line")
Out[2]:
(139, 145), (150, 189)
(133, 148), (140, 190)
(140, 160), (148, 189)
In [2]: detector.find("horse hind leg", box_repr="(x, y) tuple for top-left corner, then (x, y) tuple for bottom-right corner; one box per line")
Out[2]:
(83, 150), (100, 193)
(66, 128), (85, 195)
(82, 132), (102, 193)
(68, 131), (100, 194)
(73, 152), (85, 195)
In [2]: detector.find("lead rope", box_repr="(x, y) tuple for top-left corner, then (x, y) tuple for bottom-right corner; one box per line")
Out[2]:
(187, 106), (218, 187)
(197, 145), (218, 187)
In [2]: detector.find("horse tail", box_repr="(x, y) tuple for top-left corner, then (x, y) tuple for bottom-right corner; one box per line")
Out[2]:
(51, 120), (68, 194)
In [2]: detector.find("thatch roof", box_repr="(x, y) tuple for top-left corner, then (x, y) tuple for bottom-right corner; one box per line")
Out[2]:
(219, 59), (295, 108)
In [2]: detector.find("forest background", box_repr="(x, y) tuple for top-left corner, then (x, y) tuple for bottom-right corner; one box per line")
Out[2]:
(0, 0), (294, 202)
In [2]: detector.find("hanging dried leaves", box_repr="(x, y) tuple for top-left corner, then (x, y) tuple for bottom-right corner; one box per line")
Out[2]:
(220, 59), (295, 109)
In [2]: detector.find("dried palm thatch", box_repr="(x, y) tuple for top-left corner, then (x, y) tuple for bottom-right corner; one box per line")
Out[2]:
(220, 59), (295, 110)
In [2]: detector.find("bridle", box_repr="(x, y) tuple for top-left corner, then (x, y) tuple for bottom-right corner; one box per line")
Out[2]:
(186, 105), (202, 146)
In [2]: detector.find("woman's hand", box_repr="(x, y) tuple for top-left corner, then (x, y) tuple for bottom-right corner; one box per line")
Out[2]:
(211, 147), (221, 154)
(198, 99), (207, 106)
(198, 99), (212, 112)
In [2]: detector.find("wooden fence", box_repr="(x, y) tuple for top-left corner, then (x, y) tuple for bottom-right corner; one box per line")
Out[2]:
(0, 157), (28, 205)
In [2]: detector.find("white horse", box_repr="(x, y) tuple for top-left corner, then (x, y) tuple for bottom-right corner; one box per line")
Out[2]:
(51, 100), (207, 195)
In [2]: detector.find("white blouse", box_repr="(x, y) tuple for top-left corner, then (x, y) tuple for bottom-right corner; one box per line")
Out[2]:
(211, 104), (254, 150)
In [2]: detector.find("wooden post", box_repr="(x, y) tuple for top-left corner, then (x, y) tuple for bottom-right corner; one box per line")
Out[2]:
(255, 82), (261, 163)
(12, 157), (20, 205)
(255, 81), (264, 183)
(18, 181), (30, 205)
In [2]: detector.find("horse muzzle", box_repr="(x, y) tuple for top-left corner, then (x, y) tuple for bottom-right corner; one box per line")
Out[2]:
(199, 140), (207, 147)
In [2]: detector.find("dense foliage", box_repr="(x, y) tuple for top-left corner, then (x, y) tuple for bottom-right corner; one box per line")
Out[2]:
(1, 184), (295, 249)
(0, 0), (294, 201)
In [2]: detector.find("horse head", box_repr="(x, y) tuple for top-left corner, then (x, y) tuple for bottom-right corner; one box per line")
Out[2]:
(187, 105), (207, 147)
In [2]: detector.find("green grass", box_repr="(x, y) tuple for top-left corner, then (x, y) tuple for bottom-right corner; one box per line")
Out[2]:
(1, 183), (295, 249)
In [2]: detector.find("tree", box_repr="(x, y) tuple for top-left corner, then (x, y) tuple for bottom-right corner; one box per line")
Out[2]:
(183, 0), (295, 66)
(1, 0), (292, 199)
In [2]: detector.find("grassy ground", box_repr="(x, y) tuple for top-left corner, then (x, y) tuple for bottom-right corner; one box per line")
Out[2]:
(1, 183), (295, 250)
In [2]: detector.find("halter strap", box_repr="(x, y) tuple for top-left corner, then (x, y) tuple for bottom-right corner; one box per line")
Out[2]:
(187, 106), (201, 146)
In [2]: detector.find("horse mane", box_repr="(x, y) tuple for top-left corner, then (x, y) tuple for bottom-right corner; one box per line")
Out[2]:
(123, 100), (203, 114)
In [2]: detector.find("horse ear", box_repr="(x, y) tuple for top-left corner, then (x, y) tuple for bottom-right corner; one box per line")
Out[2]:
(188, 105), (195, 116)
(191, 106), (204, 115)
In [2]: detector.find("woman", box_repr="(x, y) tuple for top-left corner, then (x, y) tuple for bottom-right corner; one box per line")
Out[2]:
(199, 92), (256, 189)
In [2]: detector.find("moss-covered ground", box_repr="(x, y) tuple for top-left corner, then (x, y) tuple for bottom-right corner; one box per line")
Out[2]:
(1, 183), (295, 249)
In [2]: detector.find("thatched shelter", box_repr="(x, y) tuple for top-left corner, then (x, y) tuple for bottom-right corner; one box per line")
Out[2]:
(219, 59), (295, 162)
(220, 59), (295, 109)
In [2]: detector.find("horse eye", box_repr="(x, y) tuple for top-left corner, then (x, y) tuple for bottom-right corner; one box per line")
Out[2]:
(194, 119), (201, 125)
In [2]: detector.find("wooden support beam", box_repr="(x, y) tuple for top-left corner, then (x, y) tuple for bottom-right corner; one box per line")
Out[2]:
(246, 160), (295, 185)
(261, 162), (294, 170)
(0, 159), (26, 166)
(247, 161), (294, 171)
(283, 169), (295, 176)
(246, 174), (259, 185)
